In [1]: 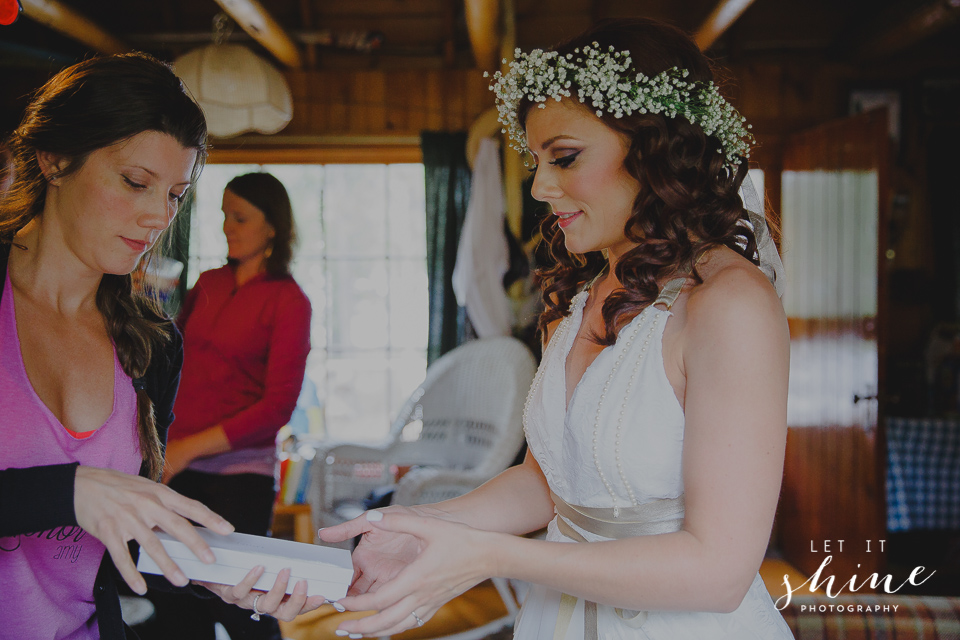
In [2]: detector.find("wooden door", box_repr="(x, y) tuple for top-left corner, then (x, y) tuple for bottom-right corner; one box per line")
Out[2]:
(776, 109), (890, 581)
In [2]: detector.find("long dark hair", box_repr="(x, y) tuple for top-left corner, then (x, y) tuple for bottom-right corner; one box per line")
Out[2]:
(523, 19), (762, 344)
(0, 53), (208, 480)
(225, 172), (297, 277)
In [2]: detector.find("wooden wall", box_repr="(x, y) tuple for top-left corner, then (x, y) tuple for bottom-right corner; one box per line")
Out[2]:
(284, 68), (493, 135)
(210, 58), (854, 159)
(781, 427), (885, 578)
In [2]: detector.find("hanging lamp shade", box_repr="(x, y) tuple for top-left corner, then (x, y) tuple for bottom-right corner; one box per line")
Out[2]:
(173, 43), (293, 138)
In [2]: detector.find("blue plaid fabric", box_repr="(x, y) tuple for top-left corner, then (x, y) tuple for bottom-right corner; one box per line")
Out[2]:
(886, 417), (960, 531)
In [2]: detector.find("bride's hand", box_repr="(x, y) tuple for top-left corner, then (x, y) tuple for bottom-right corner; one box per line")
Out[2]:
(318, 505), (440, 596)
(329, 511), (500, 638)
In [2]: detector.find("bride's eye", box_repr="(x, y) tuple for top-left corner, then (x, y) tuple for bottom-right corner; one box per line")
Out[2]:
(550, 152), (580, 168)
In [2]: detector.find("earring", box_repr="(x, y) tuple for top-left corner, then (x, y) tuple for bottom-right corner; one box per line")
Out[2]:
(264, 244), (273, 259)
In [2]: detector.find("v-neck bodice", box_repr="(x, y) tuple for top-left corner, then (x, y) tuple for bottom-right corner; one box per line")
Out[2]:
(523, 283), (686, 510)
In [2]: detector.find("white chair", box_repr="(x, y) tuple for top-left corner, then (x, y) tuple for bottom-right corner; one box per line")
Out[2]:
(308, 335), (537, 535)
(303, 336), (536, 639)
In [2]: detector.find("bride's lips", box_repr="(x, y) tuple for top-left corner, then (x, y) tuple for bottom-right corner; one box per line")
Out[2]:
(121, 237), (149, 252)
(555, 211), (582, 229)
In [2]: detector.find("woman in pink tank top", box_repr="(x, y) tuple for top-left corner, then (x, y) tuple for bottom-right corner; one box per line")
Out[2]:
(0, 54), (323, 640)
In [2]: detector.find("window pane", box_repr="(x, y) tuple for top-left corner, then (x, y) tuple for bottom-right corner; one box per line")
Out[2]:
(388, 164), (427, 258)
(327, 258), (389, 352)
(324, 165), (387, 258)
(291, 257), (328, 350)
(389, 258), (429, 349)
(324, 355), (391, 441)
(264, 164), (326, 258)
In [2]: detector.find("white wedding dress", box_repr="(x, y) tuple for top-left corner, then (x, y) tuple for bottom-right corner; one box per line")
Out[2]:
(514, 279), (795, 640)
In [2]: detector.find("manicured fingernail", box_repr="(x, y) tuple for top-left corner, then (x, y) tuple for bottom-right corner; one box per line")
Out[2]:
(365, 510), (383, 522)
(335, 631), (349, 637)
(349, 634), (363, 639)
(202, 549), (215, 563)
(136, 582), (147, 596)
(333, 602), (346, 612)
(174, 571), (188, 586)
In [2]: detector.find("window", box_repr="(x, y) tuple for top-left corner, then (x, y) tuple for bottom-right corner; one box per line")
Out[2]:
(187, 163), (429, 442)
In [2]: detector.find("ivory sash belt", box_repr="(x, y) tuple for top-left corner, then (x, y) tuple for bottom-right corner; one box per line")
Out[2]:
(549, 491), (685, 640)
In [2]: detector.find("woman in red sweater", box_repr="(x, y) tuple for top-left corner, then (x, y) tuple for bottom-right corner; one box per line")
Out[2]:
(144, 172), (312, 640)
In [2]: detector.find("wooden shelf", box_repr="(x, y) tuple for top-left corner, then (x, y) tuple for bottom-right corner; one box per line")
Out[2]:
(272, 503), (314, 544)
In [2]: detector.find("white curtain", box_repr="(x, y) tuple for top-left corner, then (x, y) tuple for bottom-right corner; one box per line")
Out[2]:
(452, 138), (512, 337)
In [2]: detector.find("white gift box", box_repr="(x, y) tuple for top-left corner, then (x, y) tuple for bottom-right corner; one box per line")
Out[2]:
(137, 527), (353, 599)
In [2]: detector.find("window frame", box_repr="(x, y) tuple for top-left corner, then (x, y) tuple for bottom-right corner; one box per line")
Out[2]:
(206, 137), (422, 166)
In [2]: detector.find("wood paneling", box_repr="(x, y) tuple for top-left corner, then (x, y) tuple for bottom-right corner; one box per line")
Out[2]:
(777, 427), (885, 586)
(781, 425), (884, 580)
(272, 69), (494, 139)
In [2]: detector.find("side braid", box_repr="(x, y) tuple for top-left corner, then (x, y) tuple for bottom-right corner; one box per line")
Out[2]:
(96, 274), (169, 480)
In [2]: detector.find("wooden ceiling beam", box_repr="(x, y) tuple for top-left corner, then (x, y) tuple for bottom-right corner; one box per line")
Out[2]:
(855, 0), (960, 60)
(465, 0), (501, 70)
(212, 0), (303, 68)
(694, 0), (757, 51)
(20, 0), (128, 55)
(298, 0), (317, 69)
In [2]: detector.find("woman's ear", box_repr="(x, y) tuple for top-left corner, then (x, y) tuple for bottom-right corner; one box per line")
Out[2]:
(35, 150), (69, 185)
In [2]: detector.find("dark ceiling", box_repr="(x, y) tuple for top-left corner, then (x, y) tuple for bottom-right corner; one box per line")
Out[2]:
(2, 0), (959, 71)
(1, 0), (958, 131)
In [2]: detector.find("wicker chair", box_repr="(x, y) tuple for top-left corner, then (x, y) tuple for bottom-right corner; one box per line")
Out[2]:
(302, 336), (535, 639)
(308, 335), (537, 538)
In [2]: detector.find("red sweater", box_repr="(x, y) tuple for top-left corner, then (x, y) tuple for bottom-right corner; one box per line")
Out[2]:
(170, 265), (311, 449)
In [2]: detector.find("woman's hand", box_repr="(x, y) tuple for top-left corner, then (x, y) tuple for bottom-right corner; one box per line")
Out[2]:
(161, 427), (231, 484)
(198, 566), (327, 622)
(327, 510), (501, 638)
(73, 465), (234, 595)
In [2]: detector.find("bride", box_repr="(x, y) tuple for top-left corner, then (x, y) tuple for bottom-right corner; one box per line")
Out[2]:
(320, 17), (794, 639)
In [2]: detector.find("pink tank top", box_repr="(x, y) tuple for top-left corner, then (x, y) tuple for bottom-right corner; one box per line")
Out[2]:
(0, 271), (141, 640)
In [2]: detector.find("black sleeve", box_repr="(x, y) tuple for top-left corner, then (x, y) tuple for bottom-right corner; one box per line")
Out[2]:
(137, 322), (184, 454)
(153, 325), (184, 445)
(0, 463), (80, 537)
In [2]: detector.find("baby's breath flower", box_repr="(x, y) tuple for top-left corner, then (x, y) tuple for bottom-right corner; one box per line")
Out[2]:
(488, 43), (754, 169)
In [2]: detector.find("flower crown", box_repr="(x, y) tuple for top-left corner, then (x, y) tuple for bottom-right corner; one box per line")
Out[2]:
(486, 44), (755, 168)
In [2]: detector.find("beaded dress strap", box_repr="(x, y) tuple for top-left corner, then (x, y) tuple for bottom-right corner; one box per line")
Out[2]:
(653, 277), (687, 310)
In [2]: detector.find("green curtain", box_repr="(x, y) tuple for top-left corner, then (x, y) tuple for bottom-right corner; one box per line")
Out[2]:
(162, 191), (193, 317)
(421, 131), (471, 364)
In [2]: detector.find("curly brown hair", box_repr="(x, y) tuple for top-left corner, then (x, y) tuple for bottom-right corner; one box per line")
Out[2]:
(522, 19), (762, 345)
